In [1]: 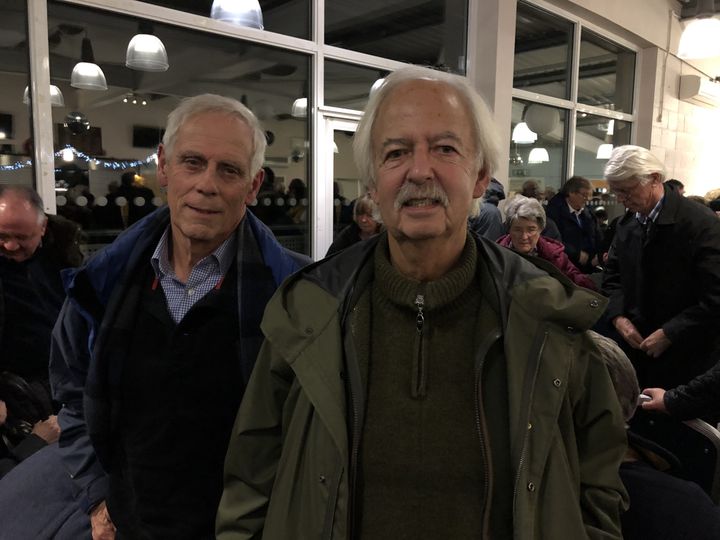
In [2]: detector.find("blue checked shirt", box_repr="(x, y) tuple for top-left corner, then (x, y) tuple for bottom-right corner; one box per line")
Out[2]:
(636, 196), (664, 227)
(150, 225), (238, 324)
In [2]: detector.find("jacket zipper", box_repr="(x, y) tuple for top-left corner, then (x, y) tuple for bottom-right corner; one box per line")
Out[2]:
(474, 328), (502, 540)
(512, 328), (548, 537)
(412, 294), (426, 398)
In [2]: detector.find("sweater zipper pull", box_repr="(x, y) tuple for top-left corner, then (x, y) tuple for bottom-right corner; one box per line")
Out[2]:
(415, 294), (425, 334)
(412, 294), (426, 398)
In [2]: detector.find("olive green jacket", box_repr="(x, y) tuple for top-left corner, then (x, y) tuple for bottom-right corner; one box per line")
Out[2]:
(217, 235), (628, 540)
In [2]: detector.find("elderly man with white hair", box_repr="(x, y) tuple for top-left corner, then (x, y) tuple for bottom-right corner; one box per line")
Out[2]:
(601, 145), (720, 393)
(217, 65), (627, 540)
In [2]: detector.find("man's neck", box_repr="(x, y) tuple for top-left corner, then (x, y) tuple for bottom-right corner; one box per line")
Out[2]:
(168, 233), (217, 283)
(387, 229), (468, 282)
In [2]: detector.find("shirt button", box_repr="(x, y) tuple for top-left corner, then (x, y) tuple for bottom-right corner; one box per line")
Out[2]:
(187, 288), (195, 296)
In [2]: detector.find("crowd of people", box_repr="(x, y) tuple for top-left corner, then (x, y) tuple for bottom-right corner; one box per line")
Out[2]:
(0, 64), (720, 539)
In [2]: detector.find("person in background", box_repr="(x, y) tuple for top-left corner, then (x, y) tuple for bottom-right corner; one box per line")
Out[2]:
(217, 65), (626, 540)
(0, 185), (83, 411)
(591, 330), (720, 540)
(546, 175), (603, 273)
(601, 145), (720, 391)
(497, 195), (596, 290)
(519, 179), (562, 240)
(50, 94), (309, 540)
(664, 178), (684, 196)
(326, 193), (382, 256)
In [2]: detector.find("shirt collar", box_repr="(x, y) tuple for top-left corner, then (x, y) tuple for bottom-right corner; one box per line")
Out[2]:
(636, 196), (664, 225)
(566, 200), (582, 216)
(150, 224), (238, 280)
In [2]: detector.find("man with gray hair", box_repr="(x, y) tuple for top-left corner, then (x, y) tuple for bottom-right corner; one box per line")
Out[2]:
(601, 145), (720, 392)
(49, 94), (309, 539)
(217, 66), (627, 539)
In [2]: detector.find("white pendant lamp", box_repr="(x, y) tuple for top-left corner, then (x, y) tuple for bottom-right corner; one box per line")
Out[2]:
(678, 0), (720, 59)
(71, 36), (107, 90)
(596, 143), (613, 160)
(23, 85), (65, 107)
(291, 97), (307, 118)
(512, 122), (537, 144)
(211, 0), (264, 29)
(528, 147), (550, 164)
(126, 33), (169, 72)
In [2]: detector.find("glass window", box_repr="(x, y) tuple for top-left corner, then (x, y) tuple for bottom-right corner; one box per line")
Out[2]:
(325, 0), (468, 74)
(0, 0), (33, 189)
(578, 29), (635, 113)
(324, 60), (388, 110)
(509, 99), (567, 197)
(138, 0), (310, 40)
(47, 1), (311, 254)
(574, 112), (632, 219)
(514, 1), (573, 100)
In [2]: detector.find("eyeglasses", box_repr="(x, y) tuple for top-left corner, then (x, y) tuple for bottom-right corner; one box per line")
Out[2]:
(609, 182), (642, 200)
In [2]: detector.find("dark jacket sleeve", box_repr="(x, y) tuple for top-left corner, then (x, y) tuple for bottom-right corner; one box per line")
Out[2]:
(600, 235), (624, 321)
(49, 299), (108, 514)
(660, 216), (720, 345)
(664, 354), (720, 420)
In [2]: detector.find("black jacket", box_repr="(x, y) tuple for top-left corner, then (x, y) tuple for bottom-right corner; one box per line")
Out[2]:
(546, 193), (602, 272)
(602, 185), (720, 388)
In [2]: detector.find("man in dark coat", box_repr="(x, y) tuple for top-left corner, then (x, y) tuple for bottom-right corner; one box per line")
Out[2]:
(601, 145), (720, 391)
(49, 94), (309, 540)
(546, 175), (603, 272)
(0, 185), (83, 407)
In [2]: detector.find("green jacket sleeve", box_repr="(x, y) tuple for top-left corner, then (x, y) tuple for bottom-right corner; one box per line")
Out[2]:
(216, 338), (293, 540)
(572, 335), (629, 539)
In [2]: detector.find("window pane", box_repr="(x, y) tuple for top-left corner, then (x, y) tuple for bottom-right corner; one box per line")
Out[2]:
(47, 1), (311, 254)
(138, 0), (310, 40)
(325, 60), (388, 110)
(325, 0), (468, 74)
(509, 99), (567, 197)
(0, 0), (33, 189)
(573, 112), (632, 219)
(578, 29), (635, 113)
(514, 1), (573, 100)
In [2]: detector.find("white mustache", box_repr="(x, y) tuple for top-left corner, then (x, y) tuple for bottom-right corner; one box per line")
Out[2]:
(394, 181), (449, 210)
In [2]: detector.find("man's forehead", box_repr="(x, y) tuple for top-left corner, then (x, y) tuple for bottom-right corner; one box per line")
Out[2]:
(0, 196), (42, 228)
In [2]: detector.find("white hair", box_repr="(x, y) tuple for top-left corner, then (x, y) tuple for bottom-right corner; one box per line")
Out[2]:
(162, 93), (267, 176)
(604, 145), (666, 185)
(505, 195), (546, 230)
(353, 65), (501, 189)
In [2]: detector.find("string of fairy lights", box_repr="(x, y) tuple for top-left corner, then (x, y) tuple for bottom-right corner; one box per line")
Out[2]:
(0, 145), (158, 173)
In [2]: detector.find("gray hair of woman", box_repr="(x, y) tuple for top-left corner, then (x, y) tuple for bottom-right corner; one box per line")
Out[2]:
(504, 195), (546, 230)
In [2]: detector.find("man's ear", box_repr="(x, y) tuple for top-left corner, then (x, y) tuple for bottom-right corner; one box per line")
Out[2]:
(157, 144), (169, 188)
(473, 169), (490, 199)
(246, 168), (265, 204)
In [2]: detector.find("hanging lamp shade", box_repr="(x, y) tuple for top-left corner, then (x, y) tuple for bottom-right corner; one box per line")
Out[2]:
(528, 147), (549, 164)
(71, 37), (107, 90)
(524, 104), (559, 136)
(211, 0), (264, 29)
(596, 143), (613, 160)
(291, 97), (307, 118)
(511, 122), (537, 144)
(23, 85), (65, 107)
(126, 34), (169, 72)
(678, 18), (720, 59)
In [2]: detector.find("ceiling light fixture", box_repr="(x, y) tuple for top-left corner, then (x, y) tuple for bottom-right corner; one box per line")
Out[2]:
(596, 143), (613, 160)
(291, 97), (307, 118)
(23, 85), (65, 107)
(528, 147), (550, 164)
(511, 122), (537, 144)
(126, 24), (169, 72)
(71, 33), (107, 91)
(678, 0), (720, 59)
(211, 0), (264, 29)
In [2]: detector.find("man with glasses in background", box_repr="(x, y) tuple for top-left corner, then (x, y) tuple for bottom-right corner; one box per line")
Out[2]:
(546, 175), (604, 273)
(601, 145), (720, 392)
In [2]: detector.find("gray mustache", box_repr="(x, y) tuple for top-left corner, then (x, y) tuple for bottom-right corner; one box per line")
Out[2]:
(394, 181), (450, 210)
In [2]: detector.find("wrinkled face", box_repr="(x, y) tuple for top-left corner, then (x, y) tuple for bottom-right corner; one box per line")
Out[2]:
(609, 174), (663, 215)
(354, 207), (379, 234)
(567, 187), (592, 211)
(158, 112), (263, 253)
(509, 217), (541, 255)
(370, 80), (488, 245)
(0, 192), (47, 262)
